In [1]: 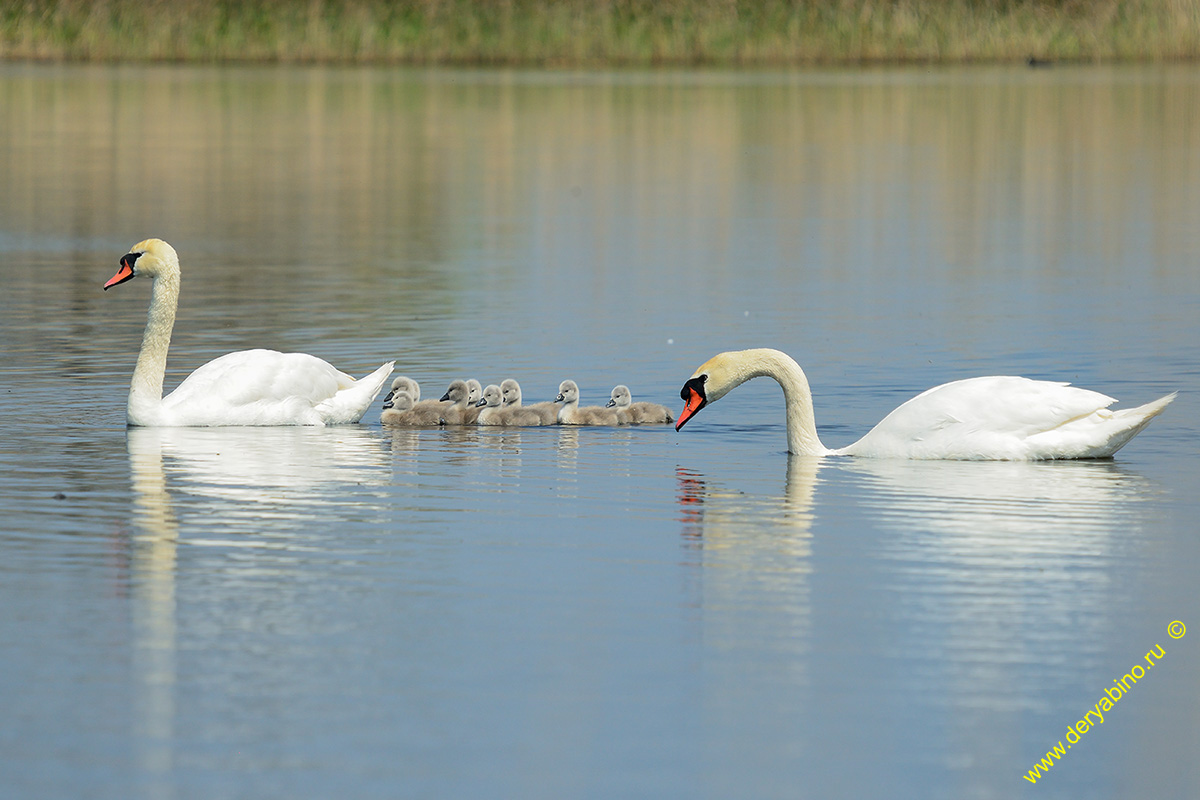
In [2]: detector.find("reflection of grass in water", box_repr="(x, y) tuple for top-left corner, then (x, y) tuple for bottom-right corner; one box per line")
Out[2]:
(3, 0), (1199, 64)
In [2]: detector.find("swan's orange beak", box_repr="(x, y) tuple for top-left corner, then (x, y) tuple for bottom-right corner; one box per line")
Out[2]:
(103, 256), (137, 290)
(675, 384), (706, 431)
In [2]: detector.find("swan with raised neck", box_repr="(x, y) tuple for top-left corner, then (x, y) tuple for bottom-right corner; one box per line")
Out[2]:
(104, 238), (393, 426)
(676, 348), (1175, 460)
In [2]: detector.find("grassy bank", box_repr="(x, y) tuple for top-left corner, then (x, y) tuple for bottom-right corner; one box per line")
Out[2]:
(2, 1), (1199, 65)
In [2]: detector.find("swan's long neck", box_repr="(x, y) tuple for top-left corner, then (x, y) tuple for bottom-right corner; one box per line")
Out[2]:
(728, 349), (830, 456)
(127, 270), (179, 424)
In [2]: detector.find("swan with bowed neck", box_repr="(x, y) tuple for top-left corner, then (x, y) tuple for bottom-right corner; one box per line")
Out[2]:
(104, 239), (393, 427)
(675, 348), (1174, 460)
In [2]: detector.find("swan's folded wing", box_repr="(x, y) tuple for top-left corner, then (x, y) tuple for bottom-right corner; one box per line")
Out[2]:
(159, 350), (368, 425)
(847, 376), (1118, 459)
(165, 350), (351, 407)
(909, 376), (1116, 432)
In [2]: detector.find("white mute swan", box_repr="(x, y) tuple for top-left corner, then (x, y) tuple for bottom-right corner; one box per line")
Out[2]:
(606, 385), (674, 425)
(104, 239), (393, 427)
(675, 348), (1174, 460)
(557, 381), (621, 426)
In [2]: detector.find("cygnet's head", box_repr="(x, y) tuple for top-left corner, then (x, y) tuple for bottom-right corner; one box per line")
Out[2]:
(104, 238), (180, 290)
(466, 379), (483, 406)
(478, 384), (502, 408)
(607, 385), (632, 408)
(556, 380), (579, 404)
(382, 392), (415, 412)
(441, 380), (469, 405)
(500, 379), (522, 406)
(385, 376), (420, 404)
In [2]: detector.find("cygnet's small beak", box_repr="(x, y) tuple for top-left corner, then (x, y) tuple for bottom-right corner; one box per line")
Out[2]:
(382, 398), (394, 410)
(556, 393), (565, 402)
(475, 398), (487, 407)
(605, 399), (616, 408)
(439, 391), (452, 402)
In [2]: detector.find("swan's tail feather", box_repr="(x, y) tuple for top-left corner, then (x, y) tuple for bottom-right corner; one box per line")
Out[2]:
(1095, 392), (1176, 457)
(317, 361), (395, 424)
(1129, 392), (1176, 418)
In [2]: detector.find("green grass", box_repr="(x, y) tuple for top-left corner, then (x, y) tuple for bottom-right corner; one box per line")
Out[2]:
(2, 0), (1199, 65)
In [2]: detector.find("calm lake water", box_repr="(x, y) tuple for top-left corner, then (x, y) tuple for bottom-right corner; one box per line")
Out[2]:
(2, 63), (1199, 799)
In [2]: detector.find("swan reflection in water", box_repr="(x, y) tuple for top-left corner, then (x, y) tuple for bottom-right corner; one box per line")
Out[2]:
(126, 426), (179, 791)
(676, 457), (823, 689)
(124, 425), (393, 791)
(840, 456), (1158, 787)
(677, 455), (1154, 567)
(677, 454), (1158, 789)
(127, 425), (391, 531)
(677, 456), (821, 549)
(829, 457), (1158, 644)
(841, 456), (1156, 542)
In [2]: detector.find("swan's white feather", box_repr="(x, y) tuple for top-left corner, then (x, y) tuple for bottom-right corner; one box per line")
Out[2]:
(836, 377), (1174, 459)
(840, 377), (1107, 458)
(158, 351), (393, 426)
